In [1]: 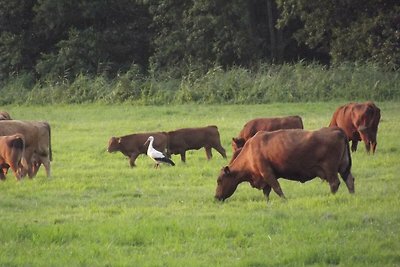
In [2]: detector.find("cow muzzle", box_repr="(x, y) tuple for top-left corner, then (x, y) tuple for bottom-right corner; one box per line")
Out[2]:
(214, 195), (225, 202)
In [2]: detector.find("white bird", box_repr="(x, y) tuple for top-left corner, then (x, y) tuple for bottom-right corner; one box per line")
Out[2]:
(144, 136), (175, 168)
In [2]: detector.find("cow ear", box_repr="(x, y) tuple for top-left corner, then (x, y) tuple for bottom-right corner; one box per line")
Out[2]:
(223, 166), (230, 174)
(232, 138), (238, 144)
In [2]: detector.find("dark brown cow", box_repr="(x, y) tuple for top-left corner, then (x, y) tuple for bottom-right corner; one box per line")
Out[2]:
(232, 116), (303, 151)
(108, 132), (168, 167)
(0, 134), (25, 180)
(329, 101), (381, 153)
(0, 111), (11, 120)
(215, 127), (355, 202)
(166, 125), (227, 162)
(0, 120), (52, 178)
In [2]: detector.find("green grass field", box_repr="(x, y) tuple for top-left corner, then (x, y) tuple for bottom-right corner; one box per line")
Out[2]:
(1, 102), (399, 266)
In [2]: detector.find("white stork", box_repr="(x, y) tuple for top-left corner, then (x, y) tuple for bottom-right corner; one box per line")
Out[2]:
(144, 136), (175, 168)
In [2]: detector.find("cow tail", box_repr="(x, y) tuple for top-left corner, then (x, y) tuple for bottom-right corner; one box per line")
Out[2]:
(341, 132), (352, 181)
(297, 116), (304, 129)
(11, 135), (25, 150)
(46, 122), (53, 161)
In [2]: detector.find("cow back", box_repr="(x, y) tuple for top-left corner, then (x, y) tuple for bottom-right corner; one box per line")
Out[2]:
(239, 116), (303, 140)
(119, 132), (168, 154)
(167, 126), (220, 152)
(236, 128), (348, 181)
(0, 120), (38, 150)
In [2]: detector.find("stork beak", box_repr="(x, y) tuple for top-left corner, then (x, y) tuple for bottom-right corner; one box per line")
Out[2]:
(144, 139), (149, 146)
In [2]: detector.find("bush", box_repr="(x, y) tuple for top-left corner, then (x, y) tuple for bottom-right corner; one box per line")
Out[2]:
(0, 72), (35, 105)
(1, 63), (399, 105)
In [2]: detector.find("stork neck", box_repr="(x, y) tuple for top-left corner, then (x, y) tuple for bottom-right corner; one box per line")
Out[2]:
(147, 138), (154, 152)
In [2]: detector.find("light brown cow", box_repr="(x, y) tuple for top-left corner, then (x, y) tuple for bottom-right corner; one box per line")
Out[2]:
(329, 101), (381, 153)
(0, 134), (25, 180)
(232, 116), (304, 151)
(0, 111), (11, 120)
(166, 125), (227, 162)
(0, 120), (52, 178)
(28, 121), (52, 177)
(108, 132), (168, 167)
(215, 127), (355, 202)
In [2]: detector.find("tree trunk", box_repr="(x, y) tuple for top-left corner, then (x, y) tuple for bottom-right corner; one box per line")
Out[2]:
(266, 0), (277, 62)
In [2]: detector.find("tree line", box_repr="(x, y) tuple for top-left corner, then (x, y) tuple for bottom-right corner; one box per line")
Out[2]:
(0, 0), (399, 84)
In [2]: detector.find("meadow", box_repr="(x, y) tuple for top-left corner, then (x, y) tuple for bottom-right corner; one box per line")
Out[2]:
(0, 102), (399, 266)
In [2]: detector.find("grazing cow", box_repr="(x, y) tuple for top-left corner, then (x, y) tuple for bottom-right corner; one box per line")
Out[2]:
(0, 120), (52, 178)
(0, 134), (25, 180)
(107, 132), (168, 167)
(166, 125), (227, 162)
(232, 116), (303, 151)
(215, 127), (355, 202)
(0, 111), (11, 120)
(329, 101), (381, 153)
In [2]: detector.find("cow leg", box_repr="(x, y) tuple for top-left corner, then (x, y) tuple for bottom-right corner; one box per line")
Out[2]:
(364, 141), (371, 154)
(263, 185), (272, 202)
(31, 162), (40, 177)
(42, 160), (51, 177)
(8, 163), (22, 180)
(214, 145), (227, 159)
(259, 166), (286, 199)
(264, 176), (286, 199)
(25, 158), (37, 179)
(205, 147), (213, 160)
(11, 169), (22, 180)
(372, 142), (377, 154)
(129, 153), (139, 167)
(18, 157), (28, 178)
(180, 152), (186, 163)
(0, 168), (6, 180)
(351, 140), (358, 152)
(327, 174), (341, 194)
(270, 180), (286, 199)
(340, 171), (355, 194)
(26, 161), (35, 179)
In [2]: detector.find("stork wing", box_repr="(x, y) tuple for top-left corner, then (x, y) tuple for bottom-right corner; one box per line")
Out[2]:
(149, 149), (165, 159)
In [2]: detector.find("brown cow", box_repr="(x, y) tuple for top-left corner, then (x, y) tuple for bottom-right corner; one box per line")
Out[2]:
(0, 111), (11, 120)
(215, 127), (355, 202)
(107, 132), (168, 167)
(166, 125), (227, 162)
(27, 121), (52, 177)
(232, 116), (304, 151)
(329, 101), (381, 153)
(0, 120), (52, 178)
(0, 134), (25, 180)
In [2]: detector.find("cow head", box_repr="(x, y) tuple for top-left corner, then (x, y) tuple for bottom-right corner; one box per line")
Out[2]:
(107, 137), (121, 152)
(231, 137), (245, 151)
(357, 126), (378, 153)
(356, 103), (380, 154)
(215, 166), (239, 201)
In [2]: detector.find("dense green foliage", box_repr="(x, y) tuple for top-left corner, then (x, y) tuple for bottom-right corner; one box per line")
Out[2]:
(0, 0), (399, 86)
(0, 103), (399, 266)
(277, 0), (400, 69)
(0, 63), (399, 105)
